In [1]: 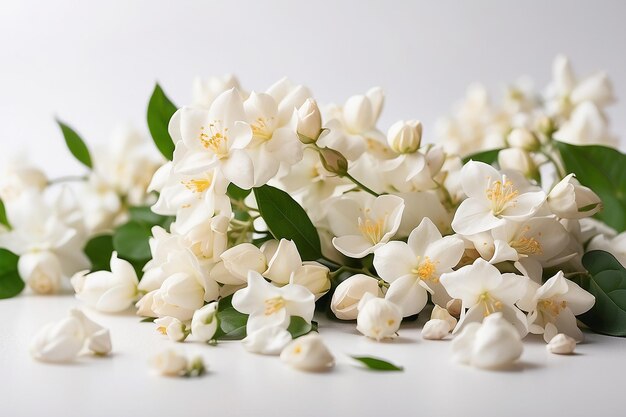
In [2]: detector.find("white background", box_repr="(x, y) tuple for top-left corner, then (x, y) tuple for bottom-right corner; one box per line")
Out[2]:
(1, 0), (626, 177)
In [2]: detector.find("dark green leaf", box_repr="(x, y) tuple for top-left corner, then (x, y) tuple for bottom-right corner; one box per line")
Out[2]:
(350, 355), (404, 371)
(462, 148), (502, 165)
(56, 120), (93, 169)
(287, 317), (318, 338)
(575, 250), (626, 336)
(113, 220), (152, 261)
(213, 295), (249, 340)
(556, 141), (626, 232)
(140, 317), (156, 323)
(129, 206), (172, 228)
(0, 249), (24, 299)
(147, 83), (177, 160)
(227, 183), (252, 201)
(0, 199), (9, 229)
(84, 234), (114, 271)
(253, 185), (321, 261)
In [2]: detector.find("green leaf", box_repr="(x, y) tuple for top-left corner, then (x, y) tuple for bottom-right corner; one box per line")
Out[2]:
(0, 199), (9, 229)
(113, 220), (152, 261)
(350, 355), (404, 371)
(147, 83), (177, 160)
(56, 120), (93, 169)
(227, 183), (251, 201)
(253, 185), (321, 261)
(213, 295), (249, 340)
(462, 148), (502, 165)
(140, 317), (157, 323)
(287, 317), (318, 338)
(0, 249), (24, 299)
(556, 141), (626, 232)
(574, 250), (626, 336)
(129, 206), (173, 228)
(84, 234), (114, 271)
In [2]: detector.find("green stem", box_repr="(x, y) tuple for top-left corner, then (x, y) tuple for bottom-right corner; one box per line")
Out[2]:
(344, 173), (380, 197)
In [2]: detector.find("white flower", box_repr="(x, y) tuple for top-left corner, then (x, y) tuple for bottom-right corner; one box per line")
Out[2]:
(547, 174), (602, 219)
(135, 290), (158, 318)
(171, 214), (229, 262)
(192, 74), (243, 108)
(210, 242), (268, 286)
(0, 155), (47, 203)
(497, 148), (537, 178)
(149, 350), (189, 376)
(517, 271), (594, 342)
(69, 309), (112, 355)
(155, 316), (188, 342)
(232, 271), (315, 334)
(280, 334), (335, 372)
(328, 193), (404, 258)
(18, 251), (63, 295)
(546, 333), (576, 354)
(173, 89), (255, 189)
(587, 232), (626, 267)
(356, 293), (402, 341)
(422, 319), (452, 340)
(440, 258), (529, 336)
(330, 274), (383, 320)
(71, 252), (138, 313)
(451, 312), (523, 369)
(242, 326), (293, 355)
(289, 262), (331, 300)
(151, 272), (207, 321)
(374, 218), (464, 316)
(191, 302), (219, 342)
(296, 98), (322, 142)
(387, 120), (422, 154)
(30, 316), (85, 363)
(451, 161), (545, 235)
(507, 128), (539, 151)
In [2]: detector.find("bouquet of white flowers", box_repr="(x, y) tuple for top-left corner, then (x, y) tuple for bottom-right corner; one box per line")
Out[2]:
(3, 55), (625, 371)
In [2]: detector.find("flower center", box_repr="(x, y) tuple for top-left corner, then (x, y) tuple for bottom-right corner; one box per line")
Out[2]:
(358, 217), (385, 244)
(182, 174), (213, 194)
(199, 123), (229, 157)
(478, 292), (503, 317)
(510, 231), (542, 256)
(411, 256), (439, 282)
(538, 299), (567, 317)
(264, 296), (285, 316)
(250, 117), (274, 141)
(485, 176), (519, 215)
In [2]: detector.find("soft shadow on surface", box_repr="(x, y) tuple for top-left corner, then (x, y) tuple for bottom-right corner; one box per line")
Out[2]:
(482, 360), (542, 373)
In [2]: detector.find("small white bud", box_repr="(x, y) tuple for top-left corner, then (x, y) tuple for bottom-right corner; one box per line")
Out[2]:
(546, 333), (576, 355)
(422, 319), (451, 340)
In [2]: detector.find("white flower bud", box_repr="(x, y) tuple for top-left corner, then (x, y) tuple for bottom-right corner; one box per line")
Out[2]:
(507, 128), (540, 151)
(18, 251), (62, 295)
(296, 99), (322, 143)
(498, 148), (538, 178)
(330, 274), (381, 320)
(290, 262), (331, 300)
(191, 302), (218, 343)
(546, 333), (576, 354)
(30, 317), (85, 363)
(451, 312), (523, 369)
(548, 173), (602, 219)
(356, 294), (402, 341)
(446, 299), (462, 318)
(69, 309), (112, 355)
(387, 120), (422, 154)
(149, 349), (189, 376)
(422, 319), (451, 340)
(242, 326), (293, 355)
(151, 272), (205, 321)
(431, 305), (458, 330)
(71, 252), (139, 313)
(155, 316), (188, 342)
(280, 334), (335, 372)
(135, 290), (158, 318)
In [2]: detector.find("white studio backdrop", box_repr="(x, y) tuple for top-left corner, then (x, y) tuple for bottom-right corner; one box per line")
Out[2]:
(1, 0), (625, 177)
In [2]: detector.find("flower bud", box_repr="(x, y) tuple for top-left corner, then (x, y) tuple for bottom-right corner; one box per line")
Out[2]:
(317, 147), (348, 177)
(387, 120), (422, 154)
(149, 349), (189, 376)
(356, 293), (402, 341)
(498, 148), (538, 179)
(546, 333), (576, 354)
(422, 319), (451, 340)
(30, 316), (85, 363)
(451, 312), (523, 369)
(547, 173), (602, 219)
(135, 290), (158, 318)
(290, 262), (331, 300)
(18, 251), (62, 295)
(507, 128), (540, 151)
(446, 299), (462, 318)
(296, 99), (322, 143)
(155, 316), (188, 342)
(242, 326), (293, 355)
(69, 309), (112, 355)
(330, 274), (382, 320)
(431, 305), (458, 331)
(280, 334), (335, 372)
(191, 302), (218, 343)
(151, 272), (205, 321)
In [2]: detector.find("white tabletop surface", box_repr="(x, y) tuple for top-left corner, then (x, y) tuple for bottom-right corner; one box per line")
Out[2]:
(2, 294), (624, 417)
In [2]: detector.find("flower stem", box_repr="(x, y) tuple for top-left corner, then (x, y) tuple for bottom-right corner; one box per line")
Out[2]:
(344, 173), (380, 197)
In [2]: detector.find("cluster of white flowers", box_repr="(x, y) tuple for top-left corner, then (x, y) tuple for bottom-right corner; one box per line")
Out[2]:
(11, 55), (626, 373)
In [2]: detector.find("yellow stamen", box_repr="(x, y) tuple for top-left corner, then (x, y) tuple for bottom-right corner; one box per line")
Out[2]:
(485, 177), (519, 215)
(510, 225), (542, 256)
(251, 117), (274, 141)
(538, 299), (567, 317)
(199, 123), (229, 157)
(411, 256), (439, 282)
(181, 176), (212, 194)
(358, 209), (387, 244)
(264, 296), (285, 316)
(478, 292), (503, 317)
